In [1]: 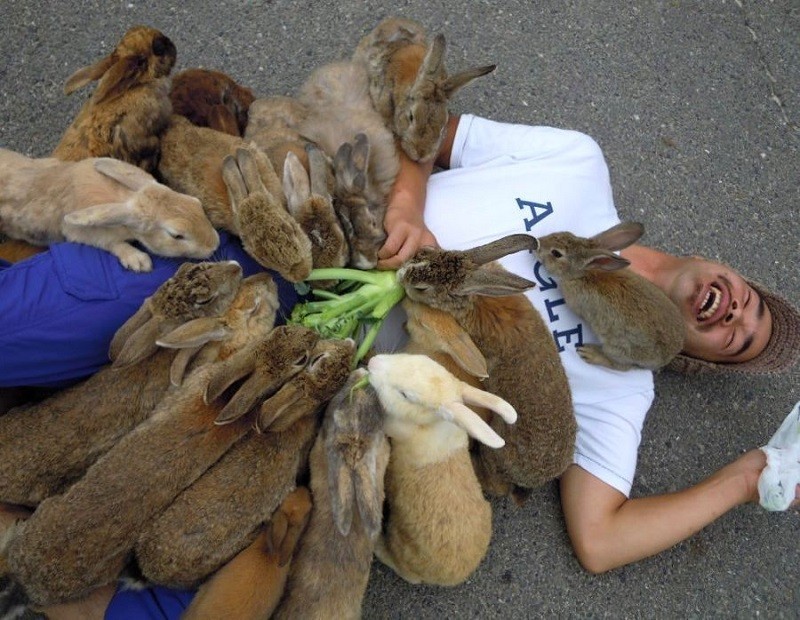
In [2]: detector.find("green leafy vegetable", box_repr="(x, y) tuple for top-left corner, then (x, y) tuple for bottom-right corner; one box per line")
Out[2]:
(289, 268), (406, 363)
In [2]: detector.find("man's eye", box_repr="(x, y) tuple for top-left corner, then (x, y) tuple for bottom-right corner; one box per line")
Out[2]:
(726, 331), (736, 349)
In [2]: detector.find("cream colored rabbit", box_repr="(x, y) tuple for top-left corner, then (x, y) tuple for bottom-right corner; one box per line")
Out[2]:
(0, 149), (219, 271)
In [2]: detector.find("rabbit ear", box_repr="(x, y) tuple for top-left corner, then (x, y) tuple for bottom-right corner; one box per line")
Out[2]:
(306, 145), (330, 198)
(443, 64), (497, 98)
(255, 381), (306, 433)
(92, 54), (149, 104)
(63, 203), (143, 230)
(169, 346), (202, 387)
(204, 353), (256, 404)
(352, 436), (387, 540)
(265, 510), (289, 557)
(222, 154), (248, 207)
(157, 317), (230, 349)
(439, 401), (506, 448)
(351, 133), (370, 175)
(460, 384), (517, 424)
(111, 317), (161, 368)
(583, 251), (631, 272)
(591, 222), (644, 251)
(63, 54), (117, 94)
(206, 104), (241, 136)
(461, 233), (537, 265)
(276, 500), (312, 567)
(109, 300), (154, 361)
(215, 370), (289, 425)
(93, 158), (154, 191)
(327, 441), (356, 537)
(458, 268), (536, 297)
(419, 34), (446, 80)
(405, 304), (488, 378)
(283, 151), (311, 215)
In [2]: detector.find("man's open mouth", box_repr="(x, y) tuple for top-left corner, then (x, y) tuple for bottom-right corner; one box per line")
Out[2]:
(696, 282), (728, 322)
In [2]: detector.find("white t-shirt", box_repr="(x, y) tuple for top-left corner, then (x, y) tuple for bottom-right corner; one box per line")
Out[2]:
(378, 114), (653, 496)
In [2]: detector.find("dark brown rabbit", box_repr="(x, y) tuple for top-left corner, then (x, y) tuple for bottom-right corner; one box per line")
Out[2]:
(534, 222), (685, 370)
(169, 68), (256, 137)
(53, 25), (177, 173)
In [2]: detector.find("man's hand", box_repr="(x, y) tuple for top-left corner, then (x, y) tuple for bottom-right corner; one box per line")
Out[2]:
(377, 202), (438, 269)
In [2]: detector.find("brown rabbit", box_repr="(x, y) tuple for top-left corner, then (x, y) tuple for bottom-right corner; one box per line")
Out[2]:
(169, 68), (256, 137)
(182, 487), (313, 620)
(534, 222), (685, 370)
(397, 234), (575, 498)
(274, 368), (390, 620)
(2, 325), (319, 607)
(53, 25), (177, 173)
(159, 117), (313, 281)
(0, 239), (45, 263)
(367, 353), (516, 586)
(0, 150), (219, 272)
(134, 338), (354, 588)
(353, 17), (496, 162)
(0, 261), (244, 507)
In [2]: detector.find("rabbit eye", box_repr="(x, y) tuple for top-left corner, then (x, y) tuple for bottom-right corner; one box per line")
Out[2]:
(195, 292), (219, 306)
(294, 353), (310, 367)
(407, 111), (414, 123)
(309, 352), (329, 369)
(550, 249), (563, 258)
(169, 231), (186, 241)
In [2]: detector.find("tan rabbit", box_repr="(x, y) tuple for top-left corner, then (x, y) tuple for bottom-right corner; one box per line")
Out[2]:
(0, 261), (244, 507)
(397, 234), (576, 499)
(534, 222), (685, 370)
(367, 353), (516, 586)
(0, 149), (219, 271)
(283, 147), (348, 273)
(274, 368), (390, 620)
(169, 68), (256, 137)
(159, 116), (313, 281)
(0, 239), (45, 263)
(53, 25), (176, 173)
(2, 325), (319, 607)
(353, 17), (496, 162)
(134, 338), (354, 588)
(182, 487), (313, 620)
(244, 96), (313, 173)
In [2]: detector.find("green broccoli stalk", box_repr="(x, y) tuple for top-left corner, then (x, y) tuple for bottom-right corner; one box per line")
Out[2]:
(288, 268), (406, 363)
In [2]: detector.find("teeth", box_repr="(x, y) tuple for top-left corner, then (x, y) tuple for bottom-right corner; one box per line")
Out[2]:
(698, 285), (722, 320)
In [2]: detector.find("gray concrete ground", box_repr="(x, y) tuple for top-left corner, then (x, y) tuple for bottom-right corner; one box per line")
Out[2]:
(1, 0), (798, 617)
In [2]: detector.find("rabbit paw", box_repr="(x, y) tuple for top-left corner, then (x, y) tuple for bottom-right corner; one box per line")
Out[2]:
(113, 243), (153, 272)
(577, 344), (632, 371)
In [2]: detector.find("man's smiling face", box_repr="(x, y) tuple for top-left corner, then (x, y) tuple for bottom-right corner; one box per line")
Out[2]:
(666, 257), (773, 363)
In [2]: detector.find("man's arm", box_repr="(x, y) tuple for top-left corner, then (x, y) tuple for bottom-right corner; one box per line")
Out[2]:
(559, 450), (768, 574)
(376, 115), (460, 269)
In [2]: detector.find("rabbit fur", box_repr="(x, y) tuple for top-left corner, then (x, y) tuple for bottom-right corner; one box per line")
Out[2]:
(52, 25), (177, 173)
(0, 239), (45, 263)
(169, 68), (256, 137)
(396, 234), (576, 498)
(2, 325), (319, 606)
(182, 487), (313, 620)
(353, 17), (496, 162)
(134, 338), (355, 588)
(158, 116), (313, 281)
(534, 222), (685, 370)
(244, 96), (381, 269)
(367, 353), (516, 586)
(274, 368), (390, 620)
(0, 261), (245, 507)
(0, 149), (219, 271)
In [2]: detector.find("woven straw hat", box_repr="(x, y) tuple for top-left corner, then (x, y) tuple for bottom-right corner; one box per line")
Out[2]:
(667, 279), (800, 376)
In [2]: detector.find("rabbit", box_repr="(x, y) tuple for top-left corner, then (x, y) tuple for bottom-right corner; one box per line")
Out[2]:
(273, 368), (390, 620)
(396, 233), (576, 499)
(330, 133), (388, 269)
(0, 261), (245, 508)
(52, 25), (177, 173)
(158, 116), (313, 281)
(244, 96), (314, 174)
(0, 239), (45, 263)
(134, 338), (355, 588)
(0, 148), (219, 272)
(182, 487), (312, 620)
(283, 147), (348, 273)
(353, 17), (496, 162)
(169, 68), (256, 137)
(1, 325), (319, 607)
(297, 59), (399, 265)
(533, 222), (686, 370)
(366, 353), (516, 586)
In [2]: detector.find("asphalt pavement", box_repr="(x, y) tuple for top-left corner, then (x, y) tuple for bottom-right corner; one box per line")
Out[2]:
(1, 1), (798, 617)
